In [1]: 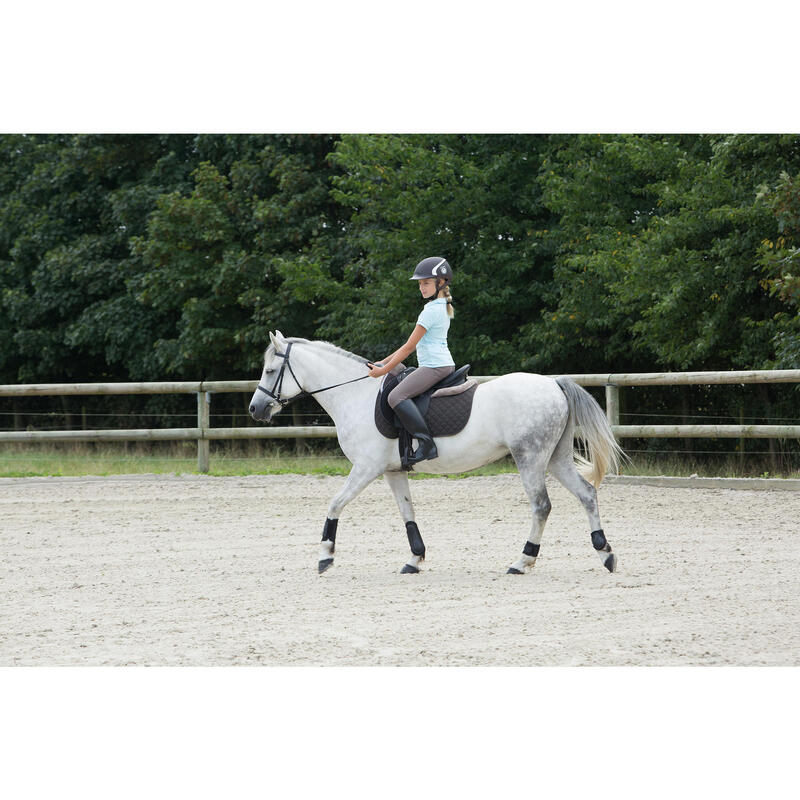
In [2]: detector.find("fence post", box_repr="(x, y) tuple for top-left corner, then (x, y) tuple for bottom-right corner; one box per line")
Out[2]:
(605, 384), (620, 426)
(197, 391), (210, 473)
(605, 384), (620, 475)
(738, 403), (745, 473)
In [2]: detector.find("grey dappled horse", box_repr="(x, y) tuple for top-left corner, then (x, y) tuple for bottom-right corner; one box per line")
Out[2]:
(249, 332), (624, 575)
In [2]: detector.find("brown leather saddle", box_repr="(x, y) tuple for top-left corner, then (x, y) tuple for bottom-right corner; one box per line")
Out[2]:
(374, 365), (478, 467)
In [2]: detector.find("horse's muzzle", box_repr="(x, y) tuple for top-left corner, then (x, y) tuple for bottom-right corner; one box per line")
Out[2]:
(249, 398), (275, 423)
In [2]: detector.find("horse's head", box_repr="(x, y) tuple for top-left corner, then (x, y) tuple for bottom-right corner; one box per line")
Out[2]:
(249, 330), (302, 422)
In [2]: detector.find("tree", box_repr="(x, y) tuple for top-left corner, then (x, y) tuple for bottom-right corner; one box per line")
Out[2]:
(624, 134), (800, 371)
(0, 134), (197, 383)
(132, 135), (346, 379)
(519, 134), (701, 372)
(523, 134), (800, 373)
(757, 170), (800, 367)
(318, 134), (558, 371)
(0, 134), (347, 384)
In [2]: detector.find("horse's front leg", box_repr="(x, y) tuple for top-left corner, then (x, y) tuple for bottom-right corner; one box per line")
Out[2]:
(318, 463), (380, 573)
(384, 471), (425, 574)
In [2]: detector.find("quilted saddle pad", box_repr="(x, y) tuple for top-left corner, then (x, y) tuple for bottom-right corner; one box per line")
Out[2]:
(374, 380), (478, 439)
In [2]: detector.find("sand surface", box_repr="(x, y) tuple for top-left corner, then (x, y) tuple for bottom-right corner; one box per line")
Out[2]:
(1, 473), (798, 666)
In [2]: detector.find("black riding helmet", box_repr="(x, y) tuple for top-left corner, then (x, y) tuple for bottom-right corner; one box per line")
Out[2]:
(410, 257), (453, 298)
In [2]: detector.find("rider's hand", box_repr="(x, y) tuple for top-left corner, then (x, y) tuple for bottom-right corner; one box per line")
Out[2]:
(367, 362), (387, 378)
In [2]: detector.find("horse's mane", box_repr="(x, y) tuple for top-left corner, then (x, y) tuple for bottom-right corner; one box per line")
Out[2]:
(286, 337), (370, 365)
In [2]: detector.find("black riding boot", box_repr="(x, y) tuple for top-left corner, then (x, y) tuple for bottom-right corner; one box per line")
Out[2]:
(393, 399), (438, 464)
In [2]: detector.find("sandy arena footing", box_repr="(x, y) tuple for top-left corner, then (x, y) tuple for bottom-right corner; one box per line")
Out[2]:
(1, 473), (798, 665)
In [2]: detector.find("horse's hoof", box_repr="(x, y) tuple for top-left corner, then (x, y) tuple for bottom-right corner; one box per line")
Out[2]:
(318, 558), (334, 574)
(507, 567), (524, 575)
(400, 564), (420, 574)
(604, 554), (617, 573)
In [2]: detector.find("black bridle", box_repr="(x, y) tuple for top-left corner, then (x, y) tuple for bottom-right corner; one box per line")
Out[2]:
(256, 341), (372, 408)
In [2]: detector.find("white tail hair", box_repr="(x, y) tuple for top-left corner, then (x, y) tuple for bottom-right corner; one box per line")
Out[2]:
(555, 376), (625, 487)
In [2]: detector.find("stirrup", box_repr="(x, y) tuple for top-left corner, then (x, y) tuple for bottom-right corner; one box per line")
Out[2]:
(407, 439), (438, 465)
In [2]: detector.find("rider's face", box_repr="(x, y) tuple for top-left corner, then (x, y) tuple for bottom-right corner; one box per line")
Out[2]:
(418, 278), (438, 299)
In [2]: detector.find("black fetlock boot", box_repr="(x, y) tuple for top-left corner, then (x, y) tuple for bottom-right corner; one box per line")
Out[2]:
(393, 399), (438, 464)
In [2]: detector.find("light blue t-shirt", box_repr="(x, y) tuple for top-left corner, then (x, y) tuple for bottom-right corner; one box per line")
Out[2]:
(416, 298), (455, 368)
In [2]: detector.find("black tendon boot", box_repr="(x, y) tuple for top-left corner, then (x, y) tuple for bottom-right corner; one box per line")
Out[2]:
(393, 399), (438, 464)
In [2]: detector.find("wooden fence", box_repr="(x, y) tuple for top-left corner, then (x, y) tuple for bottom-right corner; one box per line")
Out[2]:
(1, 370), (799, 472)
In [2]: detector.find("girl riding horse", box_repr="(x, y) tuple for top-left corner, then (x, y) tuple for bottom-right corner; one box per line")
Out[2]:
(367, 257), (456, 465)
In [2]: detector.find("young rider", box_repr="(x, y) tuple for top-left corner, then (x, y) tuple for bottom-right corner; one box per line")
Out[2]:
(367, 257), (456, 464)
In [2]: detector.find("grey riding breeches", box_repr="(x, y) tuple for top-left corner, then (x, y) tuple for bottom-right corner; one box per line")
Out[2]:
(387, 365), (455, 409)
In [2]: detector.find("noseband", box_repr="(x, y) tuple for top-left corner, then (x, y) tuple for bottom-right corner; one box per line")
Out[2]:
(256, 341), (371, 408)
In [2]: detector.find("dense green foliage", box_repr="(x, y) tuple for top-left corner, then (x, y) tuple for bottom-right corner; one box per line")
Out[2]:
(1, 134), (799, 468)
(3, 133), (798, 382)
(0, 134), (346, 383)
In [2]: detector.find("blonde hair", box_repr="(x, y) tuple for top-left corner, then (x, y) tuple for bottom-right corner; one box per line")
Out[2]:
(443, 284), (455, 318)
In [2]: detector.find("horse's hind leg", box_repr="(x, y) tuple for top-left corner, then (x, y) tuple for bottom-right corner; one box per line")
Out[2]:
(318, 463), (380, 573)
(384, 471), (425, 574)
(507, 450), (552, 574)
(548, 437), (617, 573)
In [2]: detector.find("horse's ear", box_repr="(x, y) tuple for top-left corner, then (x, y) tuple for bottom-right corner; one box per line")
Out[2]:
(269, 331), (279, 349)
(274, 329), (285, 342)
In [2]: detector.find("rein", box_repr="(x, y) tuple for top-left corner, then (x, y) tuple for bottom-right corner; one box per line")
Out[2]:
(256, 341), (371, 408)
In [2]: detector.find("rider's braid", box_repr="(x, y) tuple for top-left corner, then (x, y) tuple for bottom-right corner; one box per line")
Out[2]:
(443, 284), (455, 318)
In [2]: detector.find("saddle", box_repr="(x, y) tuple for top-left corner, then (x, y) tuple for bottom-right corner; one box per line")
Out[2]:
(374, 365), (478, 467)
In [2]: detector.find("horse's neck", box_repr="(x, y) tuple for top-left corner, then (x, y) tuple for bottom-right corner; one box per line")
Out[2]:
(294, 344), (374, 420)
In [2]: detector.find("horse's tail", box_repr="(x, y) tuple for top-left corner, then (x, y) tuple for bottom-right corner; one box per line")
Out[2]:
(555, 376), (625, 488)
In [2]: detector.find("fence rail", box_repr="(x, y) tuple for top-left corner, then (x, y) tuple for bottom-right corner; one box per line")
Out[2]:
(1, 370), (799, 472)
